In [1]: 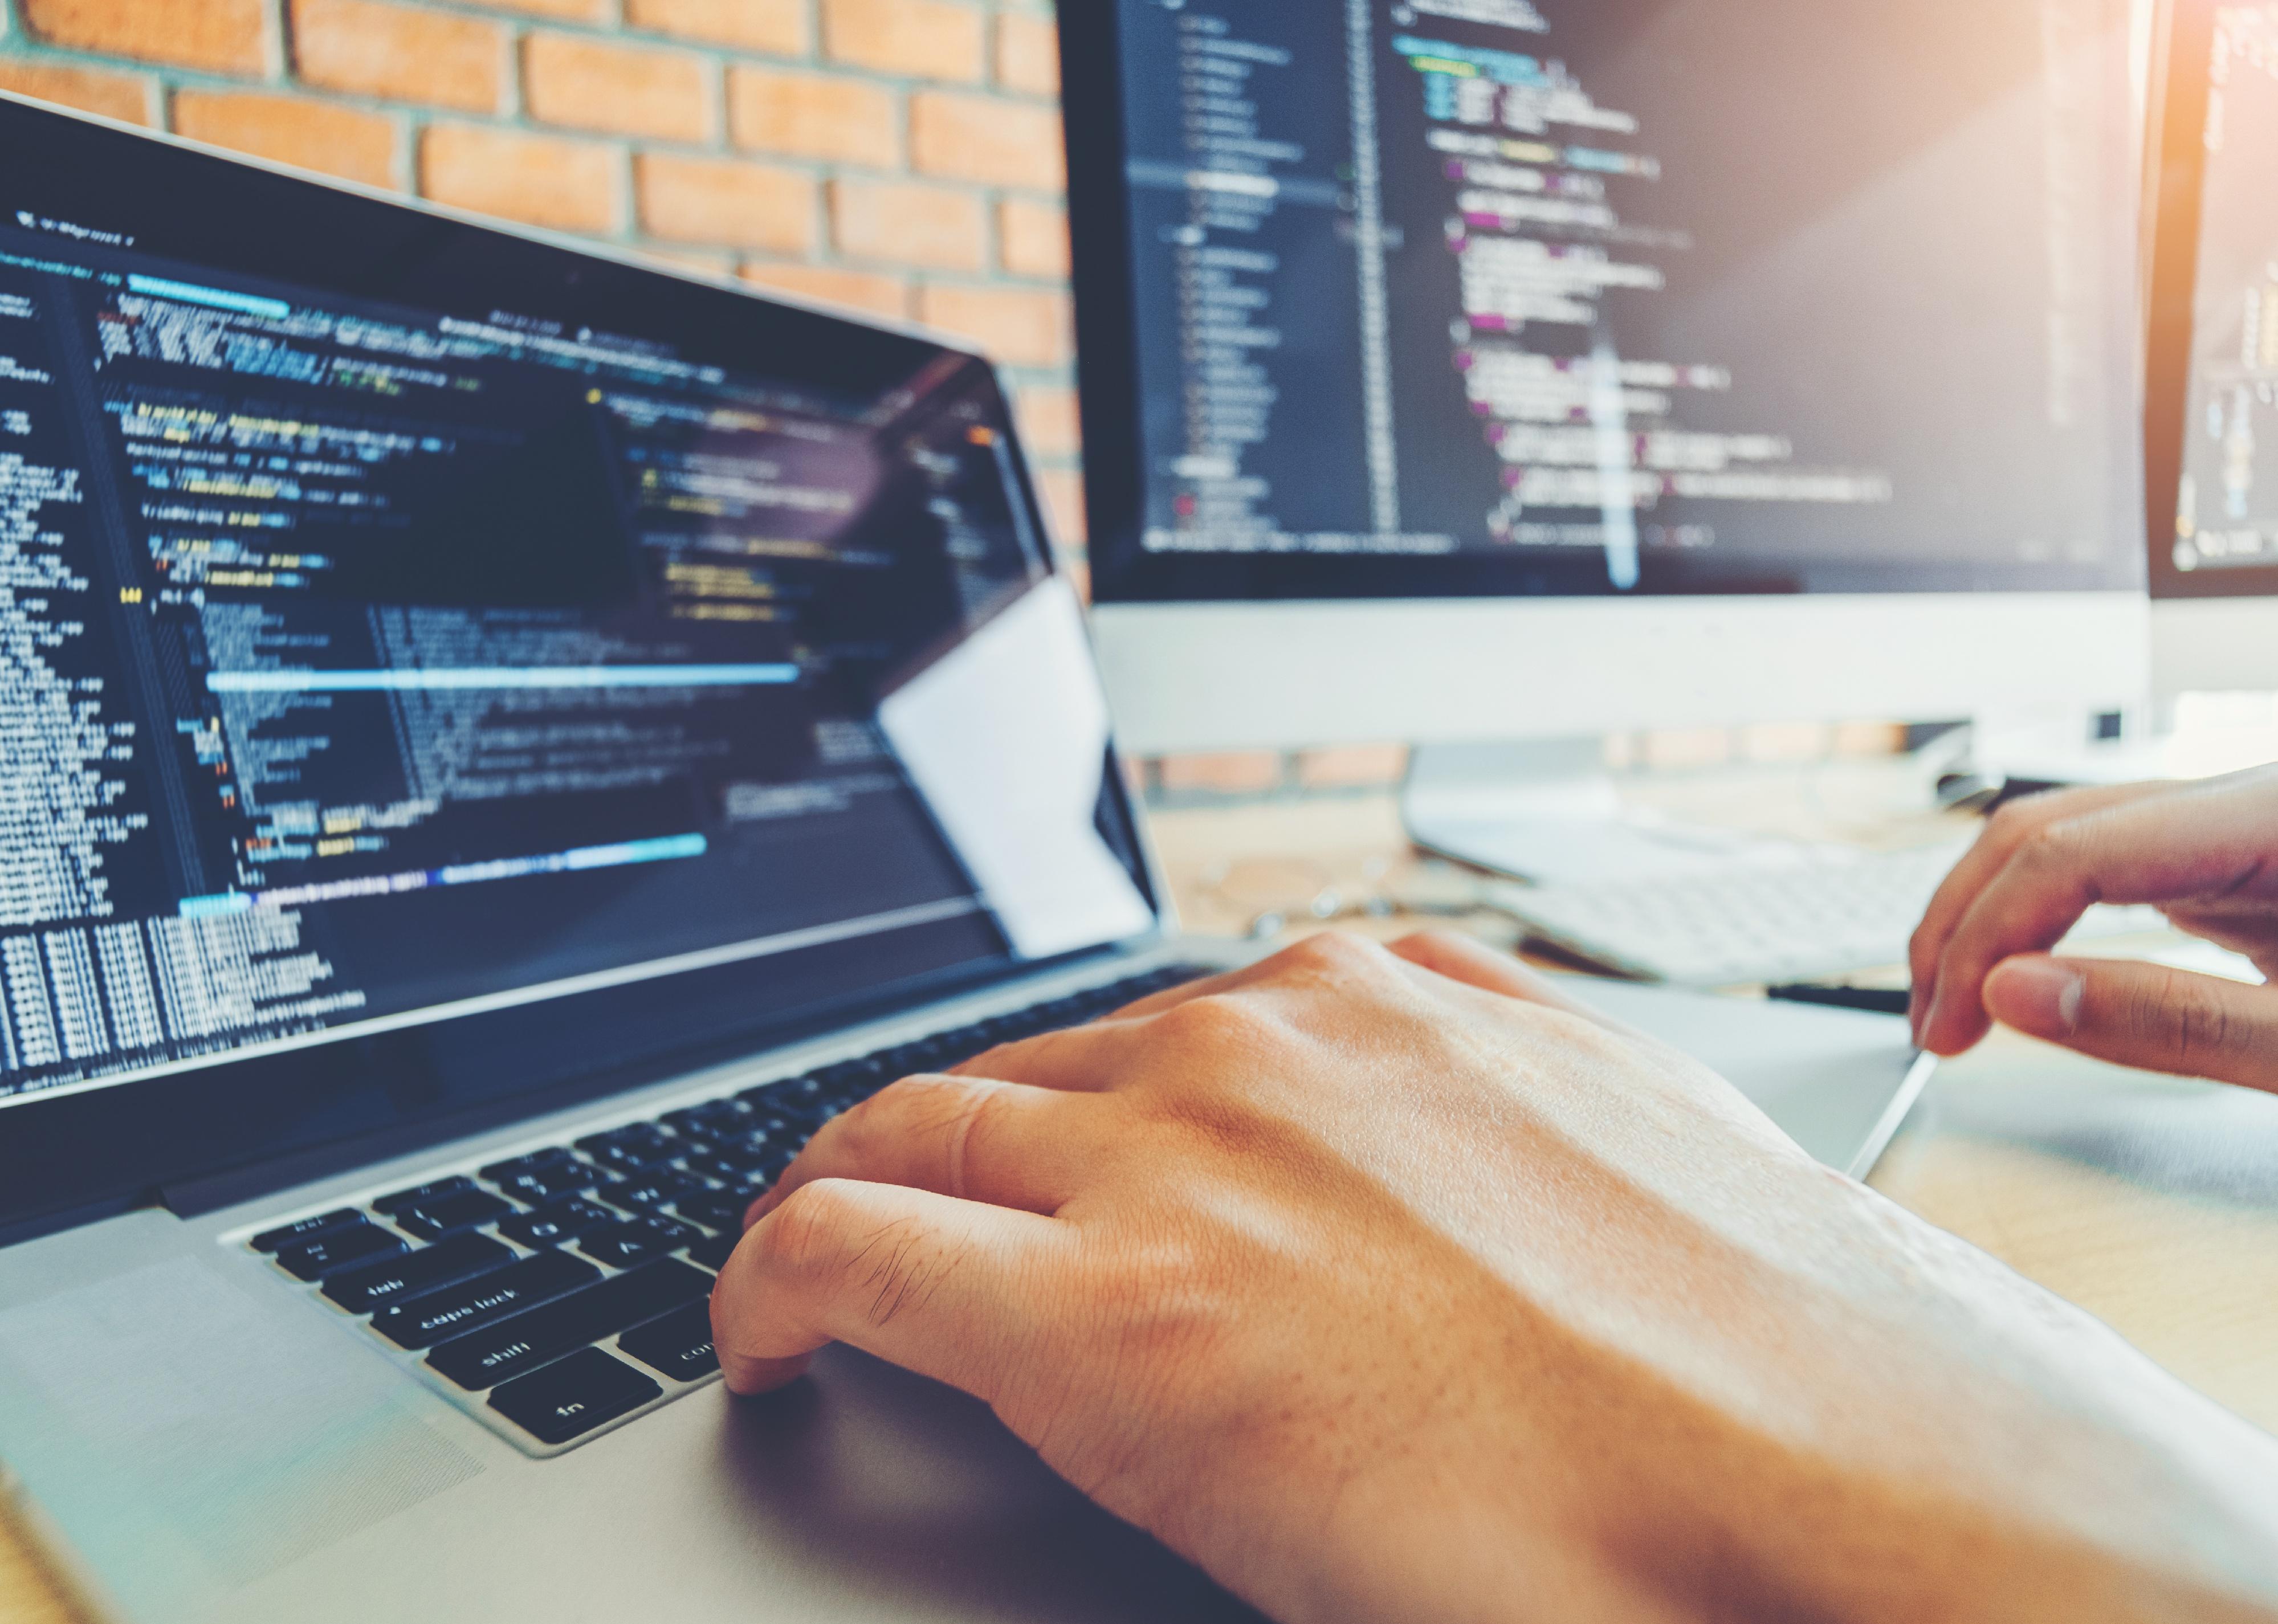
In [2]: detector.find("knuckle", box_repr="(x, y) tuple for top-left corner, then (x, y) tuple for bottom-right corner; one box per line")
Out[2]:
(1987, 798), (2041, 837)
(947, 1082), (1017, 1197)
(2151, 972), (2238, 1069)
(757, 1180), (858, 1279)
(1154, 991), (1265, 1050)
(2014, 819), (2087, 878)
(1276, 931), (1385, 976)
(844, 1074), (944, 1136)
(1391, 927), (1463, 957)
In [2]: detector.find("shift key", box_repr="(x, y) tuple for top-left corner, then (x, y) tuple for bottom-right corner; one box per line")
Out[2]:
(426, 1259), (711, 1390)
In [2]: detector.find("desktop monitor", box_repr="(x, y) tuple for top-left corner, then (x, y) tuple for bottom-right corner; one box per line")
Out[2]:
(1062, 0), (2151, 754)
(2143, 0), (2278, 696)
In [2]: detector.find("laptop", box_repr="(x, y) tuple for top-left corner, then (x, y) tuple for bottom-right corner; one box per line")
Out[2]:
(0, 95), (1930, 1624)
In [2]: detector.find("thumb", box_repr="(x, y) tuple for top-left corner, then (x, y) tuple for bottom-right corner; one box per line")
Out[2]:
(1982, 954), (2278, 1092)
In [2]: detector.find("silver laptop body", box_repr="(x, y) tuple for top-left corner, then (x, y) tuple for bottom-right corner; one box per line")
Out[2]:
(0, 95), (1925, 1624)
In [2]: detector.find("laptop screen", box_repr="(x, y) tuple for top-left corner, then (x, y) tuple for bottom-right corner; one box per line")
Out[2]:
(0, 96), (1157, 1116)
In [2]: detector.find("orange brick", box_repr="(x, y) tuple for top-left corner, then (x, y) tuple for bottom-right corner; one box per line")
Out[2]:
(421, 124), (620, 234)
(1156, 751), (1283, 796)
(637, 154), (814, 254)
(291, 0), (503, 113)
(995, 11), (1059, 97)
(22, 0), (267, 75)
(999, 197), (1069, 280)
(822, 0), (983, 82)
(1012, 384), (1082, 459)
(832, 178), (986, 272)
(627, 0), (806, 56)
(740, 261), (910, 321)
(916, 283), (1069, 366)
(0, 58), (151, 124)
(455, 0), (606, 18)
(729, 67), (897, 169)
(172, 90), (397, 189)
(911, 91), (1062, 190)
(1030, 464), (1087, 545)
(524, 32), (713, 144)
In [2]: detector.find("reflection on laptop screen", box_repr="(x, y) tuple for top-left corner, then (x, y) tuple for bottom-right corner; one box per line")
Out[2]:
(0, 99), (1152, 1109)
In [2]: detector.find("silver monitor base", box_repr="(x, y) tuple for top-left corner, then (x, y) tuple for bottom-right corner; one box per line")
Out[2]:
(1400, 740), (1804, 887)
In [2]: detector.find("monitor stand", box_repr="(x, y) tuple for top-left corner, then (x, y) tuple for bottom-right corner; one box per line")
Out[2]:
(1400, 740), (1810, 888)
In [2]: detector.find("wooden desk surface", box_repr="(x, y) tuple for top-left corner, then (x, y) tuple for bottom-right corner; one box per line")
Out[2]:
(8, 776), (2278, 1622)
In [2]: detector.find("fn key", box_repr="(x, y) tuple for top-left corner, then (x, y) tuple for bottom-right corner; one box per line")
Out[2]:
(488, 1347), (661, 1446)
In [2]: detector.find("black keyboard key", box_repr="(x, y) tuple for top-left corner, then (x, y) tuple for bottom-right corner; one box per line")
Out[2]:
(875, 1040), (946, 1076)
(575, 1124), (679, 1172)
(674, 1189), (759, 1232)
(427, 1258), (712, 1389)
(618, 1301), (720, 1383)
(930, 1025), (991, 1064)
(687, 1230), (740, 1271)
(714, 1113), (799, 1151)
(487, 1346), (661, 1446)
(480, 1149), (574, 1184)
(706, 1136), (797, 1180)
(578, 1215), (697, 1268)
(323, 1232), (512, 1314)
(496, 1195), (618, 1249)
(660, 1100), (754, 1141)
(756, 1070), (838, 1120)
(608, 1169), (704, 1212)
(371, 1250), (599, 1349)
(487, 1160), (593, 1203)
(675, 1152), (746, 1185)
(274, 1220), (404, 1281)
(372, 1175), (477, 1215)
(251, 1209), (360, 1252)
(812, 1059), (885, 1095)
(749, 1109), (801, 1139)
(393, 1188), (515, 1240)
(739, 1081), (821, 1124)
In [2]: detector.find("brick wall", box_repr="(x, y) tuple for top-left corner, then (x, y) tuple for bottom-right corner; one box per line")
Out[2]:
(0, 0), (1087, 566)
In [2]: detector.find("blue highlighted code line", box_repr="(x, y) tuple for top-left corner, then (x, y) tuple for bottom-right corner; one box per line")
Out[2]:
(127, 274), (292, 320)
(205, 665), (800, 694)
(179, 833), (708, 919)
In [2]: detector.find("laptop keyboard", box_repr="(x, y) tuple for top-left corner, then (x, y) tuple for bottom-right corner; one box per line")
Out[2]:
(246, 964), (1206, 1451)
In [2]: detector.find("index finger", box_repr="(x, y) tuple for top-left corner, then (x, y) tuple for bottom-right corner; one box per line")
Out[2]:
(711, 1178), (1068, 1398)
(1906, 781), (2171, 1034)
(1919, 782), (2278, 1055)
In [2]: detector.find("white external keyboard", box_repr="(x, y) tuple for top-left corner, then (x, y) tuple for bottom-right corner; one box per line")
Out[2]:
(1486, 843), (2165, 988)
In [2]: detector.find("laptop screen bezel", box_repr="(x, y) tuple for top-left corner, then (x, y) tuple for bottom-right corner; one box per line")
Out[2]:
(0, 93), (1172, 1241)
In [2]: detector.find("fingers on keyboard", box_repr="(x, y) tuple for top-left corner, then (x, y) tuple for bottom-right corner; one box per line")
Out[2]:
(252, 964), (1208, 1445)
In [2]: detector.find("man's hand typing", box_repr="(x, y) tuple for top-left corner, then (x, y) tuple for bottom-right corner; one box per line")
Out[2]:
(711, 932), (2278, 1624)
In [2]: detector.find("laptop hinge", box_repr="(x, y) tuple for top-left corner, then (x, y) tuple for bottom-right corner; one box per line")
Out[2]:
(156, 944), (1160, 1221)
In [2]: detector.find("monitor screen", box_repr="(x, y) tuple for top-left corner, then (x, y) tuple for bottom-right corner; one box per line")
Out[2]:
(2146, 1), (2278, 598)
(0, 96), (1156, 1116)
(1066, 0), (2146, 603)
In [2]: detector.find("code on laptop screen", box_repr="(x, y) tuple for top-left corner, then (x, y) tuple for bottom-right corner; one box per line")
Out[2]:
(0, 99), (1153, 1108)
